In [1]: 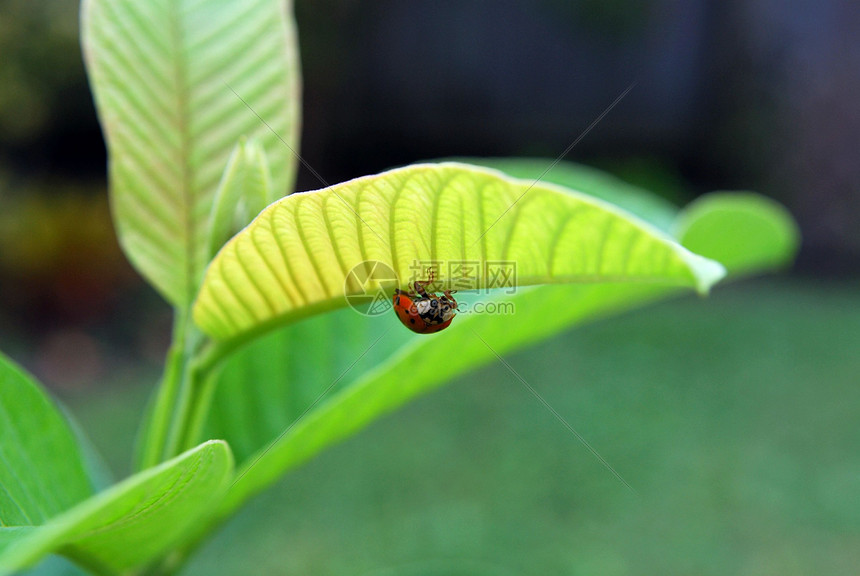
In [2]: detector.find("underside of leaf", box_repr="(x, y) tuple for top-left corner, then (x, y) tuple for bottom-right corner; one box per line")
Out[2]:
(456, 157), (679, 232)
(193, 162), (725, 342)
(194, 161), (800, 545)
(82, 0), (301, 306)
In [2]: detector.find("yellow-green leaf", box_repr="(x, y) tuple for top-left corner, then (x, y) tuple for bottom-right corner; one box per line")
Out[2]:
(191, 170), (801, 528)
(193, 162), (725, 344)
(458, 157), (678, 232)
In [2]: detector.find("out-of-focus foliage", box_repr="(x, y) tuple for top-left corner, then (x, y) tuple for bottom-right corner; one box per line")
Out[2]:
(1, 441), (232, 575)
(676, 193), (802, 276)
(64, 280), (860, 576)
(0, 353), (93, 526)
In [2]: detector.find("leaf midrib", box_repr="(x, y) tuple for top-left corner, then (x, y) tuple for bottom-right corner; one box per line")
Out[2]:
(169, 0), (196, 307)
(70, 451), (207, 542)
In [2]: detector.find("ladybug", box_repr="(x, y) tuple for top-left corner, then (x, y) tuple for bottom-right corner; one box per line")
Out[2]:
(392, 269), (459, 334)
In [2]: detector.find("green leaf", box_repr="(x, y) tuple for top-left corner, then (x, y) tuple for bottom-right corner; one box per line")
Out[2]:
(675, 192), (801, 276)
(82, 0), (301, 306)
(205, 308), (392, 463)
(456, 157), (679, 232)
(0, 528), (36, 556)
(0, 353), (94, 526)
(0, 440), (233, 575)
(203, 160), (682, 467)
(217, 283), (668, 518)
(193, 162), (725, 345)
(207, 138), (273, 261)
(210, 188), (799, 522)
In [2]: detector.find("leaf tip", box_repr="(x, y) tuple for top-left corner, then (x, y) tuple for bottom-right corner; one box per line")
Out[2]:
(685, 252), (727, 296)
(190, 439), (234, 469)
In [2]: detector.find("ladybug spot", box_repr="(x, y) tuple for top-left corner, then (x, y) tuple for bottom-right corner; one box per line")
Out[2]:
(409, 318), (416, 324)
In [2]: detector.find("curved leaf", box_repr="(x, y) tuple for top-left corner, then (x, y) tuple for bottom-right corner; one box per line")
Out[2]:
(0, 440), (233, 575)
(82, 0), (301, 306)
(211, 188), (799, 521)
(675, 192), (801, 276)
(203, 160), (681, 466)
(193, 162), (725, 344)
(457, 157), (679, 232)
(0, 354), (93, 526)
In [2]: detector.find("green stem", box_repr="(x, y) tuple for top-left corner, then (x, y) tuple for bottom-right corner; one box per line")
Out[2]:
(166, 337), (230, 456)
(179, 365), (220, 452)
(142, 308), (215, 466)
(139, 313), (188, 470)
(141, 307), (236, 465)
(162, 322), (204, 459)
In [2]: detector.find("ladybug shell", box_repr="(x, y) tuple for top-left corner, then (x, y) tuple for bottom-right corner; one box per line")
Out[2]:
(392, 292), (454, 334)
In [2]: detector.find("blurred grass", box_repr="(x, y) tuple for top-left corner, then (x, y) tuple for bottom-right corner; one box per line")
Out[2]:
(57, 278), (859, 576)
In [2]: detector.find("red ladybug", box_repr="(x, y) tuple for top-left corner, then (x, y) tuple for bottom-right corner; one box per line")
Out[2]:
(392, 269), (459, 334)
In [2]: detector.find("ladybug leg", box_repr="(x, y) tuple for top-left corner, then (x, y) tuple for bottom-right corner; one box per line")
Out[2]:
(414, 280), (429, 298)
(443, 290), (459, 310)
(414, 267), (436, 298)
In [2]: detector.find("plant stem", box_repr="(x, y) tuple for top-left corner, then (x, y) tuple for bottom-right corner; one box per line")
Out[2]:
(179, 365), (219, 452)
(143, 309), (236, 466)
(139, 312), (188, 469)
(141, 308), (213, 466)
(162, 321), (204, 459)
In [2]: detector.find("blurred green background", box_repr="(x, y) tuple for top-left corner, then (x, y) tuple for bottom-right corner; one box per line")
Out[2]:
(49, 280), (860, 575)
(2, 1), (859, 574)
